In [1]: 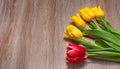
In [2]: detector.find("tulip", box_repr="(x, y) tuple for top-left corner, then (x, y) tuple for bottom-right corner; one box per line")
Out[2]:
(66, 43), (87, 63)
(64, 25), (83, 39)
(80, 7), (95, 22)
(71, 14), (86, 27)
(92, 6), (104, 18)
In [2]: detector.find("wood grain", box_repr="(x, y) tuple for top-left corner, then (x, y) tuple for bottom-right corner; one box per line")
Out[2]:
(0, 0), (120, 69)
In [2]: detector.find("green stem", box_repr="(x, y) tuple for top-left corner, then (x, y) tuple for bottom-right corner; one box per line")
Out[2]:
(89, 56), (120, 62)
(102, 40), (120, 52)
(96, 17), (117, 32)
(88, 51), (120, 62)
(88, 22), (102, 30)
(111, 32), (120, 39)
(85, 29), (120, 47)
(87, 48), (113, 52)
(73, 38), (103, 49)
(78, 27), (87, 35)
(88, 51), (120, 57)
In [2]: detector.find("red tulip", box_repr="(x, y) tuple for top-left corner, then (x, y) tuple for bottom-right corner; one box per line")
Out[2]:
(66, 43), (87, 63)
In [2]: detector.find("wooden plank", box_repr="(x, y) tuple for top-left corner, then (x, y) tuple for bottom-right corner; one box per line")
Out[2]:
(0, 0), (120, 69)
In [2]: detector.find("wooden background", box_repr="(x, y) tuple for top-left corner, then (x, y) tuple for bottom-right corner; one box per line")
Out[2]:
(0, 0), (120, 69)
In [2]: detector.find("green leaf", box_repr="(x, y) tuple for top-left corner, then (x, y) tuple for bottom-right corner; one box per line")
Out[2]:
(89, 56), (120, 62)
(85, 29), (120, 46)
(102, 40), (120, 52)
(88, 22), (97, 29)
(111, 32), (120, 39)
(88, 22), (102, 30)
(95, 39), (109, 48)
(87, 48), (113, 52)
(73, 38), (103, 49)
(88, 51), (120, 57)
(96, 18), (117, 32)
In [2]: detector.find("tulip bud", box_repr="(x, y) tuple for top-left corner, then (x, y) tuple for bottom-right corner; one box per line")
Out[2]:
(71, 14), (86, 27)
(64, 25), (83, 39)
(92, 6), (104, 18)
(80, 7), (95, 22)
(66, 43), (87, 63)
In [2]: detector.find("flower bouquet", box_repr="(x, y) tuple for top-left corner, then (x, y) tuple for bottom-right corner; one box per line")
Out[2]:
(64, 6), (120, 63)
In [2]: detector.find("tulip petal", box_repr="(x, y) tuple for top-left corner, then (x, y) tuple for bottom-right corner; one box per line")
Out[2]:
(66, 43), (87, 63)
(66, 56), (86, 63)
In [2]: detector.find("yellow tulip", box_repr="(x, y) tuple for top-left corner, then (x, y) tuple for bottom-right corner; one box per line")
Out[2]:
(71, 14), (86, 27)
(92, 6), (104, 18)
(64, 25), (83, 39)
(80, 7), (95, 22)
(84, 8), (95, 18)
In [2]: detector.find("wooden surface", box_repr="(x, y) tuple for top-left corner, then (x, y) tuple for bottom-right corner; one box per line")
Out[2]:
(0, 0), (120, 69)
